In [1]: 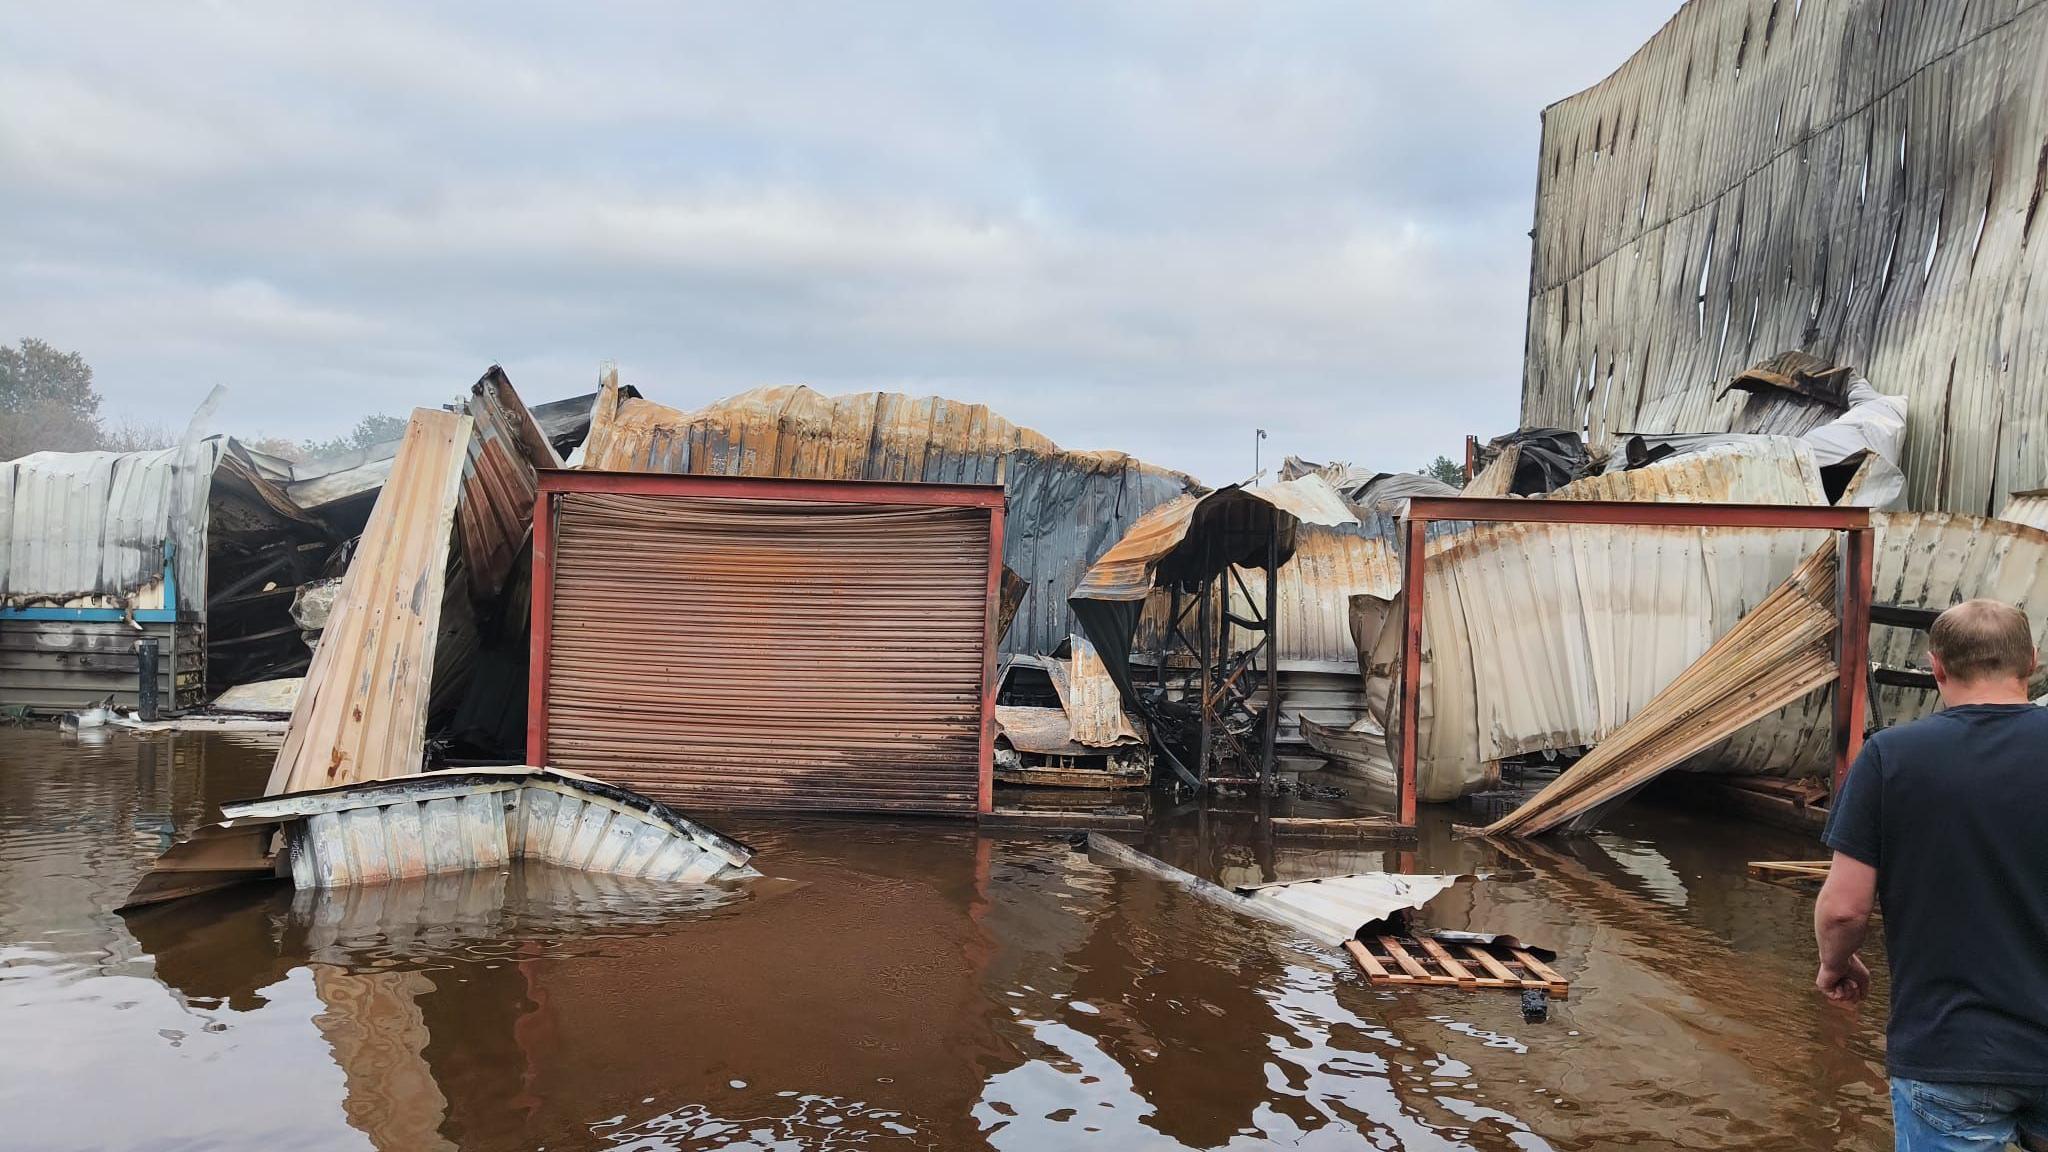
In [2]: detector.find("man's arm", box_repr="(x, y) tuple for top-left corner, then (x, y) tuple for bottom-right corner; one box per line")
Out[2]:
(1814, 851), (1877, 1003)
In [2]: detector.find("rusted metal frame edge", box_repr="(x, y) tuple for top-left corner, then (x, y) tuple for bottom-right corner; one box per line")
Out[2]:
(1833, 526), (1876, 796)
(1393, 503), (1873, 826)
(526, 490), (556, 768)
(979, 502), (1004, 815)
(1397, 515), (1424, 828)
(538, 469), (1006, 508)
(1405, 497), (1871, 531)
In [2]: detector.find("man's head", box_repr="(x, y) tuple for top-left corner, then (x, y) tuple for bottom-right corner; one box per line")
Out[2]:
(1927, 598), (2038, 704)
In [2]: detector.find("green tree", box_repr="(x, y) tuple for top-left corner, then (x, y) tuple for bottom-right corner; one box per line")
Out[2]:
(0, 338), (102, 459)
(1420, 454), (1466, 488)
(298, 412), (409, 458)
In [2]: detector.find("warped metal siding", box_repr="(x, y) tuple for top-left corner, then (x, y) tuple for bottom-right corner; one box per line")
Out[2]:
(0, 441), (219, 611)
(268, 411), (472, 795)
(1707, 511), (2048, 776)
(1523, 0), (2048, 515)
(1226, 528), (1401, 671)
(1998, 491), (2048, 532)
(218, 769), (753, 889)
(456, 368), (561, 604)
(1396, 441), (1831, 792)
(581, 377), (1195, 658)
(540, 483), (1000, 815)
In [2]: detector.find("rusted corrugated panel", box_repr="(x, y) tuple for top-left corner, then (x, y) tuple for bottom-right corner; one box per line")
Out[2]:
(581, 375), (1196, 657)
(1524, 0), (2048, 516)
(267, 410), (471, 794)
(457, 368), (561, 603)
(1059, 634), (1141, 746)
(546, 491), (994, 814)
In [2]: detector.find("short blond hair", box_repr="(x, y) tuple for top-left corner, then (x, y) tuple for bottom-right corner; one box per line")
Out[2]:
(1929, 599), (2036, 682)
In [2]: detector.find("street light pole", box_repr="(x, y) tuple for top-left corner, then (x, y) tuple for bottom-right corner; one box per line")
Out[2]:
(1254, 428), (1267, 484)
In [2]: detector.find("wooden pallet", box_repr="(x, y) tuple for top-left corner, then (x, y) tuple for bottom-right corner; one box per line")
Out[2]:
(1746, 859), (1832, 889)
(1344, 934), (1569, 999)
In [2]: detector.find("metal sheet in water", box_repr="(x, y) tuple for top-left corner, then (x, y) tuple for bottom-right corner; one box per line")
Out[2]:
(0, 728), (1909, 1150)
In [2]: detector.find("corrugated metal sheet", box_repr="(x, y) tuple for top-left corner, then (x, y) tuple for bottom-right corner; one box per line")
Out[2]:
(457, 368), (561, 603)
(1237, 872), (1471, 948)
(1057, 634), (1141, 746)
(1998, 490), (2048, 532)
(0, 440), (221, 611)
(582, 375), (1196, 656)
(1227, 528), (1400, 670)
(220, 767), (753, 888)
(1086, 832), (1469, 950)
(1489, 539), (1844, 835)
(267, 410), (472, 794)
(1392, 492), (2048, 786)
(1547, 439), (1827, 505)
(545, 490), (995, 814)
(1365, 441), (1829, 794)
(1710, 510), (2048, 777)
(1522, 0), (2048, 516)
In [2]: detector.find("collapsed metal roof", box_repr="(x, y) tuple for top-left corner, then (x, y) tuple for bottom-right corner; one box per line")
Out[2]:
(580, 376), (1200, 657)
(0, 438), (311, 613)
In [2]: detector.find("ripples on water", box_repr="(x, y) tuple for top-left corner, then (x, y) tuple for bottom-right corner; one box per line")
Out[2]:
(0, 728), (1896, 1150)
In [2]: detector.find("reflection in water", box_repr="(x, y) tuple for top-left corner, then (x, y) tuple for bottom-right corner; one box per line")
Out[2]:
(0, 729), (1898, 1151)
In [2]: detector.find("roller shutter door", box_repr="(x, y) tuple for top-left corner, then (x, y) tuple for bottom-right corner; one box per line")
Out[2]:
(544, 492), (993, 814)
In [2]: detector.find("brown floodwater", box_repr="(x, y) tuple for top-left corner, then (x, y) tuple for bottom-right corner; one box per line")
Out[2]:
(0, 726), (1893, 1151)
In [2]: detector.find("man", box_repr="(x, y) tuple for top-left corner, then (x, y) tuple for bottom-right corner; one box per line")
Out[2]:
(1817, 598), (2048, 1150)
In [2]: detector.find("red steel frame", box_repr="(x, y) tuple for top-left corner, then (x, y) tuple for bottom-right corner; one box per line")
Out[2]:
(527, 470), (1009, 815)
(1394, 498), (1876, 827)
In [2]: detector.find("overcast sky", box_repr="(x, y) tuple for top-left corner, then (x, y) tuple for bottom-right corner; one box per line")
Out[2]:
(2, 2), (1675, 485)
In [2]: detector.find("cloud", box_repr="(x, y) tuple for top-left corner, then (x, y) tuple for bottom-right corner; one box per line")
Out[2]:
(0, 0), (1677, 482)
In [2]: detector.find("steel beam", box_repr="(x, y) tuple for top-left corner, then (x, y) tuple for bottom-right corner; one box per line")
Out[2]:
(525, 491), (555, 767)
(1833, 527), (1876, 794)
(978, 502), (1005, 815)
(1397, 515), (1425, 827)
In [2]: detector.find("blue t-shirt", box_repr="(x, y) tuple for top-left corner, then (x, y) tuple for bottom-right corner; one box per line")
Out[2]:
(1823, 703), (2048, 1084)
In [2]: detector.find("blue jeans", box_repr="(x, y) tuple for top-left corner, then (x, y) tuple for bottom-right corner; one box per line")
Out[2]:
(1892, 1077), (2048, 1150)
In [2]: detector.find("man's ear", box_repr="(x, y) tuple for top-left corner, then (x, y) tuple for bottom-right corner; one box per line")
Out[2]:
(1929, 650), (1949, 685)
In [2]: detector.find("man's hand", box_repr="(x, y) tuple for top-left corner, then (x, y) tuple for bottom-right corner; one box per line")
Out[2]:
(1817, 954), (1871, 1004)
(1814, 852), (1877, 1006)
